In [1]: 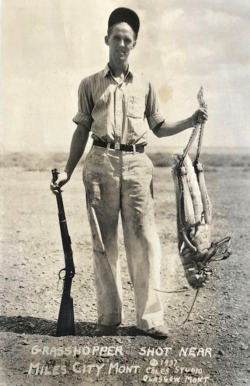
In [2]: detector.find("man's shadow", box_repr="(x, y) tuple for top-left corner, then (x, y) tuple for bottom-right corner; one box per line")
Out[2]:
(0, 315), (144, 337)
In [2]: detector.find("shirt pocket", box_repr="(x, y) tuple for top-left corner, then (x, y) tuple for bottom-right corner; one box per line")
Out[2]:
(127, 95), (145, 119)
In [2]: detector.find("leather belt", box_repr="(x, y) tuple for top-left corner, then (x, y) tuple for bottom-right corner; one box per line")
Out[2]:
(93, 140), (145, 153)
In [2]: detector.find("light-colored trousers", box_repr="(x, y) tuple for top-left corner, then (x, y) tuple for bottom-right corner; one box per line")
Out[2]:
(82, 145), (164, 330)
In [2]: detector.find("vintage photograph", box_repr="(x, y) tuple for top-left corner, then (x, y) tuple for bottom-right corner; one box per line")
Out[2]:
(1, 1), (250, 385)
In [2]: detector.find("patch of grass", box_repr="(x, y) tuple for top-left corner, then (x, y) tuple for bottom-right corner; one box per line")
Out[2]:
(1, 151), (249, 171)
(0, 152), (69, 172)
(148, 152), (173, 167)
(231, 162), (245, 167)
(148, 151), (250, 169)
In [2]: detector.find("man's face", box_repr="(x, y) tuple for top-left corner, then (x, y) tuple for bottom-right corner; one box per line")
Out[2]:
(105, 22), (136, 65)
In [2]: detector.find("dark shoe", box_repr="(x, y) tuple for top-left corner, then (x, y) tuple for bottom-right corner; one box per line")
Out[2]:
(139, 324), (169, 339)
(95, 323), (120, 336)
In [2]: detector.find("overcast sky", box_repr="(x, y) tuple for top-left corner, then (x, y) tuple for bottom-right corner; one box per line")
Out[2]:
(1, 0), (250, 151)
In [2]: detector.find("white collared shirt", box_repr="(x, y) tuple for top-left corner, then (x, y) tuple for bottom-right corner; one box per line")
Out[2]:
(73, 64), (165, 145)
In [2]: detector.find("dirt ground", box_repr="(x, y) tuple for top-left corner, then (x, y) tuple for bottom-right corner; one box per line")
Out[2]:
(0, 156), (250, 386)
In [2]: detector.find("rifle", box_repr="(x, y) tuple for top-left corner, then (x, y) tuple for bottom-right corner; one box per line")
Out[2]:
(52, 169), (75, 336)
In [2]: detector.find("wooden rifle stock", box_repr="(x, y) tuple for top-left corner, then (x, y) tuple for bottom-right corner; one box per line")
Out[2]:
(52, 169), (75, 336)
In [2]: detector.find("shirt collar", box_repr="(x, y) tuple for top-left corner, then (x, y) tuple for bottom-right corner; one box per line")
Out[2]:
(102, 64), (133, 79)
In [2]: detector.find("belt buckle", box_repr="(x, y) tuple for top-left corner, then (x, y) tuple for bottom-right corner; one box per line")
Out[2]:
(114, 142), (120, 150)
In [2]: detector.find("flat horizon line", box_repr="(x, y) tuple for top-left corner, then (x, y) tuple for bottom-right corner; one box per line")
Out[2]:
(1, 145), (250, 155)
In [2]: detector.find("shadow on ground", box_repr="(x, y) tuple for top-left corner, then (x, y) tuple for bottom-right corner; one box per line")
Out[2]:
(0, 315), (145, 337)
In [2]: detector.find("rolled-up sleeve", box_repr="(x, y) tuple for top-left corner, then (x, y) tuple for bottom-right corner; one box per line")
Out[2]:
(145, 82), (165, 130)
(72, 77), (94, 130)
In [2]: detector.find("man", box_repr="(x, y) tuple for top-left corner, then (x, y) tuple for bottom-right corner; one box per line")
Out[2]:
(51, 7), (207, 339)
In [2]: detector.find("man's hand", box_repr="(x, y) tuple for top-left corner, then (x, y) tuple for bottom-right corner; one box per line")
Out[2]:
(50, 171), (70, 195)
(190, 108), (208, 127)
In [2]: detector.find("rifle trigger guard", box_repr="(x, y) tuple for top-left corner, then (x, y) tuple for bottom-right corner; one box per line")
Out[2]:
(58, 268), (66, 280)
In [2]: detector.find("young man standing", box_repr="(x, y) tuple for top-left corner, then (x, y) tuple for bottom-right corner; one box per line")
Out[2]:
(51, 8), (207, 338)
